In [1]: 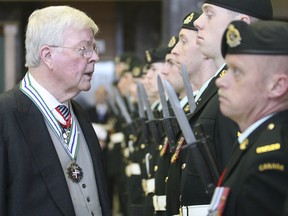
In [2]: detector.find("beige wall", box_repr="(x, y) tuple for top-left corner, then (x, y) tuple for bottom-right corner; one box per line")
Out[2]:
(272, 0), (288, 20)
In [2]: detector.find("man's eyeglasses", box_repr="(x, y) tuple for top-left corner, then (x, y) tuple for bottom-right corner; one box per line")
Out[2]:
(49, 44), (100, 58)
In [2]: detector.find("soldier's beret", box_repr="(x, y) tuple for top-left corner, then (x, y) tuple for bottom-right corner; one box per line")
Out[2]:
(114, 53), (132, 65)
(167, 35), (179, 53)
(145, 47), (170, 64)
(204, 0), (273, 20)
(181, 12), (201, 31)
(121, 55), (144, 78)
(221, 20), (288, 57)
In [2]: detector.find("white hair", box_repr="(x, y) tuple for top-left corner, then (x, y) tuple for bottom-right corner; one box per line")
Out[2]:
(25, 5), (99, 67)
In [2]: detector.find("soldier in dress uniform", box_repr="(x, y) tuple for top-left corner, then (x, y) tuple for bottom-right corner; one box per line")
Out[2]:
(178, 0), (273, 215)
(140, 46), (172, 216)
(109, 53), (144, 216)
(117, 57), (147, 216)
(165, 11), (217, 216)
(212, 19), (288, 216)
(153, 35), (180, 216)
(114, 53), (135, 84)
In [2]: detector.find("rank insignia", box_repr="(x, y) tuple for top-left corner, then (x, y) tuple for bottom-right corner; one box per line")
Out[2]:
(256, 143), (280, 154)
(226, 24), (242, 48)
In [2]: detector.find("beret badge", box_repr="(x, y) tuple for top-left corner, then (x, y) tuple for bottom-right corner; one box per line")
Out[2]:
(145, 50), (152, 63)
(183, 12), (194, 24)
(226, 24), (242, 48)
(133, 67), (141, 77)
(168, 36), (177, 48)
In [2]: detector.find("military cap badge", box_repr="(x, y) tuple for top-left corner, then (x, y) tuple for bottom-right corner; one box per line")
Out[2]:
(133, 66), (141, 77)
(183, 12), (194, 24)
(168, 36), (177, 48)
(226, 24), (242, 48)
(145, 50), (152, 63)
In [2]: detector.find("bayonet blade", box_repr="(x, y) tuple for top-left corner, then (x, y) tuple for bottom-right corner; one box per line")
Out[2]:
(126, 94), (135, 113)
(164, 79), (196, 144)
(137, 82), (146, 118)
(113, 86), (132, 124)
(138, 82), (154, 121)
(181, 64), (196, 113)
(157, 75), (170, 118)
(106, 85), (119, 115)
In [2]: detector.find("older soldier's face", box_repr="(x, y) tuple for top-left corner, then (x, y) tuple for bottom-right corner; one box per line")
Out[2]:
(51, 27), (99, 95)
(216, 54), (270, 130)
(194, 4), (235, 60)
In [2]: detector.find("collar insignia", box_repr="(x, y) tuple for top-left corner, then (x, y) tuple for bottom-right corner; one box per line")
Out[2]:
(239, 138), (249, 150)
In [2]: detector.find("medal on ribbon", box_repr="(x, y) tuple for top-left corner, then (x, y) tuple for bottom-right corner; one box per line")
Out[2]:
(66, 160), (84, 183)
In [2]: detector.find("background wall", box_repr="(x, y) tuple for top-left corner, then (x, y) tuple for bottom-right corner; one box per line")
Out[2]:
(0, 0), (287, 95)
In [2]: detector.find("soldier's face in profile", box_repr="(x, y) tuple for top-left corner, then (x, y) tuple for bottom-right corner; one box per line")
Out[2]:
(216, 54), (270, 129)
(194, 4), (235, 59)
(161, 54), (183, 94)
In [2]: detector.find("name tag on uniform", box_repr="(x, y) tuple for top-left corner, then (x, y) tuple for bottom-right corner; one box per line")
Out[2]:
(207, 187), (230, 216)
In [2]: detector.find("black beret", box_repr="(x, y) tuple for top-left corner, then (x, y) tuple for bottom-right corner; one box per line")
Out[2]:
(122, 55), (144, 78)
(204, 0), (273, 20)
(181, 12), (201, 31)
(114, 53), (132, 65)
(221, 20), (288, 57)
(145, 47), (170, 64)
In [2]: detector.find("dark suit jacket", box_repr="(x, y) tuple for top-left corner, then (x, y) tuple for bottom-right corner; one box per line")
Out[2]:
(222, 110), (288, 216)
(0, 86), (111, 216)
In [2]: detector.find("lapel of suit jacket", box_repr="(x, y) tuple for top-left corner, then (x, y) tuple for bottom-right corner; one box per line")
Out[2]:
(14, 87), (76, 216)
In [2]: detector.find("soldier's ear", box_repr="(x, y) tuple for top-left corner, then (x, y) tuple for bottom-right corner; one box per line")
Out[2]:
(238, 14), (252, 25)
(268, 73), (288, 99)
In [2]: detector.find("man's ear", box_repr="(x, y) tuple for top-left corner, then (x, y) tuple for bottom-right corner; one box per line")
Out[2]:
(268, 74), (288, 98)
(40, 45), (53, 69)
(238, 14), (252, 24)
